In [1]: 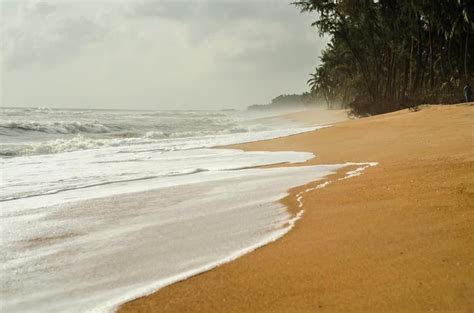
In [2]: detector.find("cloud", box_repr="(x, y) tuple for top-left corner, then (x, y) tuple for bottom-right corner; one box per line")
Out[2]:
(29, 1), (56, 15)
(134, 0), (198, 20)
(1, 0), (326, 109)
(1, 1), (106, 69)
(132, 0), (299, 22)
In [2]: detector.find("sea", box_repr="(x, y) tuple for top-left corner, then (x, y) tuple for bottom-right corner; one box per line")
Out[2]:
(0, 107), (344, 312)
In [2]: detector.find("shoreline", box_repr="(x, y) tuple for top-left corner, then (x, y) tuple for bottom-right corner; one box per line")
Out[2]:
(119, 105), (473, 312)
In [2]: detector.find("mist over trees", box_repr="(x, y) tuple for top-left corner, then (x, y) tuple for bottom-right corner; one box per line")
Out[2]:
(248, 93), (322, 110)
(294, 0), (474, 115)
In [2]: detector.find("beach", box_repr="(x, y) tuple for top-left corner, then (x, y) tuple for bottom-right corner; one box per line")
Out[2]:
(119, 105), (474, 312)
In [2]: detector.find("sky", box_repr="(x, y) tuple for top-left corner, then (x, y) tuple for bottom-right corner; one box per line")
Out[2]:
(0, 0), (327, 110)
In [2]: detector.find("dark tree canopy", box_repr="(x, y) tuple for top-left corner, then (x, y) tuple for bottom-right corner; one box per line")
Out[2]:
(294, 0), (474, 115)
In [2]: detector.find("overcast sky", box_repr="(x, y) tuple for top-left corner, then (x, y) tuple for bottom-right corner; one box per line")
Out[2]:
(0, 0), (327, 110)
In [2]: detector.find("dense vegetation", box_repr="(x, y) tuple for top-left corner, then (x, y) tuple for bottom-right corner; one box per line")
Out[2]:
(294, 0), (474, 115)
(248, 92), (323, 110)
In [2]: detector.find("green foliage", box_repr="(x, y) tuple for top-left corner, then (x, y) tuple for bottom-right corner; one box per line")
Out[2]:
(294, 0), (474, 115)
(247, 92), (325, 110)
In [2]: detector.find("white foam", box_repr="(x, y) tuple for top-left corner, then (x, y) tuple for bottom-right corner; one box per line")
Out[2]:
(289, 162), (377, 235)
(0, 161), (379, 313)
(338, 162), (379, 180)
(1, 107), (328, 156)
(1, 164), (345, 313)
(0, 148), (314, 202)
(1, 108), (371, 313)
(2, 125), (324, 156)
(0, 120), (111, 134)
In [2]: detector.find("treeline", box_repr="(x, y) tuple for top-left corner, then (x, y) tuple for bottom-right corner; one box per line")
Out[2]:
(248, 92), (325, 110)
(294, 0), (474, 115)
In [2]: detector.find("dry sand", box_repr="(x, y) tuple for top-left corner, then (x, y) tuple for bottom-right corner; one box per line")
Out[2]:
(119, 105), (473, 312)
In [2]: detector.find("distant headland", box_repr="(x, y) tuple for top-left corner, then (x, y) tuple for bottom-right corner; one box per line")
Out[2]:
(248, 92), (326, 111)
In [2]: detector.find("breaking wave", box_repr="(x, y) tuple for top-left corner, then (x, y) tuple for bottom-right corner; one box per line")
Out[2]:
(0, 108), (309, 157)
(0, 135), (155, 156)
(143, 125), (268, 139)
(0, 120), (113, 134)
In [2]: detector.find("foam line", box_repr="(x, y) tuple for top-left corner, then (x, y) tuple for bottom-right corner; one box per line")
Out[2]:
(1, 162), (377, 313)
(288, 162), (377, 233)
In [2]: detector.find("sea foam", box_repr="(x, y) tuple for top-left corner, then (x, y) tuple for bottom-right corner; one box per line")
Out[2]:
(1, 163), (361, 313)
(0, 108), (366, 313)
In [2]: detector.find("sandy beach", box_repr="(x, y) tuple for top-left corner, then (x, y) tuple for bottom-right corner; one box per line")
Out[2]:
(119, 105), (473, 312)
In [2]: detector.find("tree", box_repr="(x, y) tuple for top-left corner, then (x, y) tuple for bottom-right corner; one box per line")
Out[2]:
(294, 0), (474, 115)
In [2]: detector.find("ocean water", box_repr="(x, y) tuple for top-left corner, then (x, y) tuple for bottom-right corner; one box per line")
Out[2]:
(0, 107), (319, 157)
(1, 107), (341, 312)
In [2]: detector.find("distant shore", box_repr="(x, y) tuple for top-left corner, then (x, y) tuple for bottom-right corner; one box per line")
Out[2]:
(119, 104), (474, 312)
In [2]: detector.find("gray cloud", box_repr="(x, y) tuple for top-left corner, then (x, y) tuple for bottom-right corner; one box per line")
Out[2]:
(1, 2), (106, 69)
(134, 1), (198, 19)
(1, 0), (325, 110)
(30, 1), (56, 15)
(134, 0), (293, 20)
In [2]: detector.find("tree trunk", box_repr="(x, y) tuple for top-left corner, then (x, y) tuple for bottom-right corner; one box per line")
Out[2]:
(428, 16), (434, 89)
(413, 34), (423, 94)
(409, 37), (414, 91)
(403, 42), (410, 98)
(323, 91), (330, 109)
(420, 51), (430, 94)
(384, 49), (393, 99)
(447, 18), (459, 82)
(392, 57), (398, 101)
(335, 10), (377, 101)
(465, 31), (469, 80)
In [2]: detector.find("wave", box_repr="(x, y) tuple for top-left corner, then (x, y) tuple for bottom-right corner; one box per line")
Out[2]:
(143, 130), (216, 139)
(0, 120), (113, 134)
(143, 125), (268, 139)
(32, 107), (52, 113)
(0, 135), (155, 156)
(1, 168), (212, 202)
(0, 125), (319, 157)
(0, 119), (261, 139)
(0, 130), (223, 156)
(145, 111), (227, 118)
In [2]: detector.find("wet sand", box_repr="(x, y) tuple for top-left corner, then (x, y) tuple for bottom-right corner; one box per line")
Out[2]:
(119, 105), (473, 312)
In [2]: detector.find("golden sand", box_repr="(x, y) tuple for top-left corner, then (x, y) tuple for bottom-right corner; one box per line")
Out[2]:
(120, 105), (473, 312)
